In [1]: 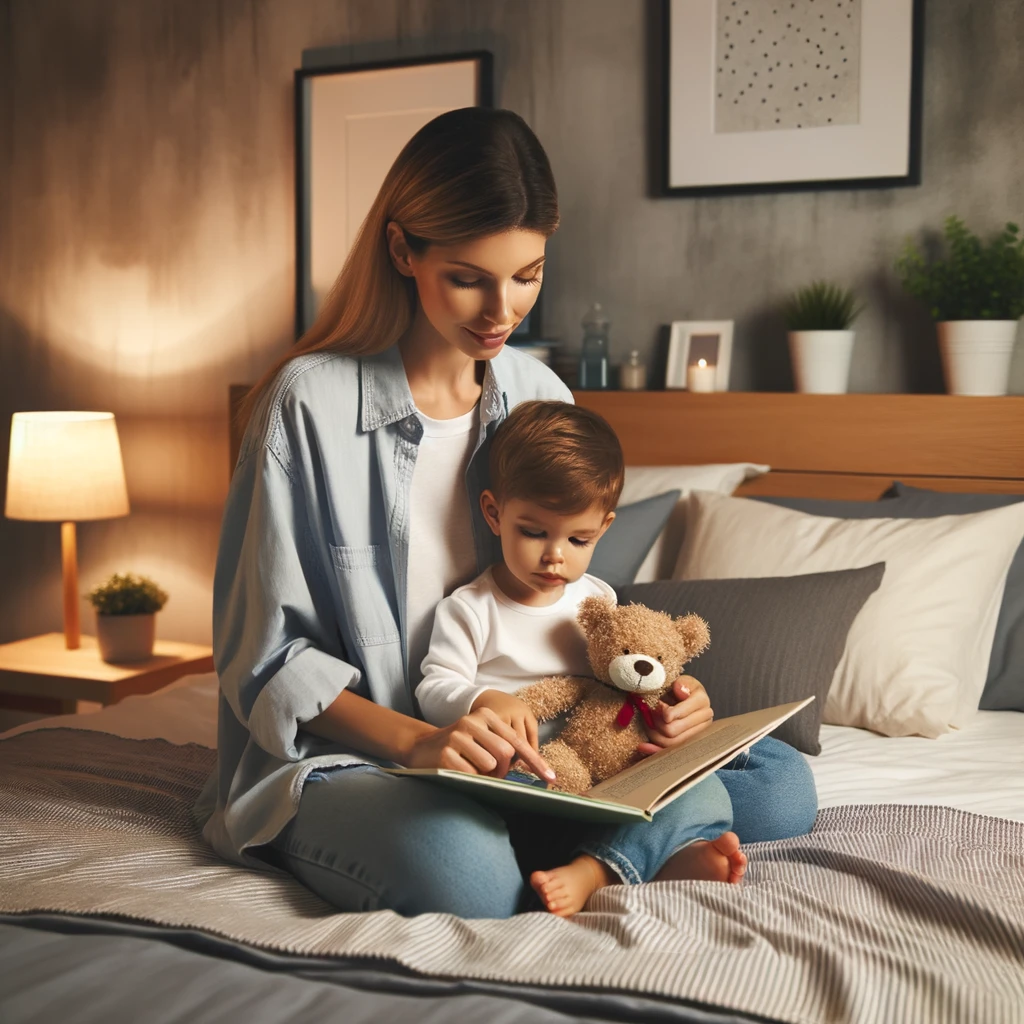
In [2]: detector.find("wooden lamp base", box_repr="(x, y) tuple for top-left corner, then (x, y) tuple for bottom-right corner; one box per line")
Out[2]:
(61, 521), (80, 650)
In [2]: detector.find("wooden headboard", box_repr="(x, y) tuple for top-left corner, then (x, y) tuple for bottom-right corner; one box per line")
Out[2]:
(230, 385), (1024, 499)
(572, 392), (1024, 499)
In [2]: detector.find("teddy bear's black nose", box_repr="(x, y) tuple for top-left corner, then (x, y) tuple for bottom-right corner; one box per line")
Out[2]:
(634, 659), (654, 676)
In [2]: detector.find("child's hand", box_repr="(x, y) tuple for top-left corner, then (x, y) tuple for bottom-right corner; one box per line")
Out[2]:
(471, 689), (540, 752)
(636, 676), (715, 755)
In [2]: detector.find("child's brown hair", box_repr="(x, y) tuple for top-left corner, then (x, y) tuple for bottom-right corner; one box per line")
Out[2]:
(489, 400), (624, 515)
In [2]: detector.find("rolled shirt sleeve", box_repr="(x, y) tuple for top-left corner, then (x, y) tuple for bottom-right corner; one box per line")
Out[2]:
(214, 440), (359, 763)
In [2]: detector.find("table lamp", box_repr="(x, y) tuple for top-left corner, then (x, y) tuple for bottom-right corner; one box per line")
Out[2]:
(4, 412), (130, 649)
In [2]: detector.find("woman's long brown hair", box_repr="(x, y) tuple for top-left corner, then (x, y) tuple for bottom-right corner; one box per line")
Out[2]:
(240, 107), (559, 428)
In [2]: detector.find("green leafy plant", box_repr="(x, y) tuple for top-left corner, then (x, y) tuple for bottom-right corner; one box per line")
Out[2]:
(784, 281), (862, 331)
(895, 216), (1024, 321)
(88, 573), (168, 616)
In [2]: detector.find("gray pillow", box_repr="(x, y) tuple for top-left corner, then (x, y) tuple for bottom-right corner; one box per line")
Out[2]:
(618, 563), (885, 755)
(757, 488), (1024, 712)
(588, 490), (681, 587)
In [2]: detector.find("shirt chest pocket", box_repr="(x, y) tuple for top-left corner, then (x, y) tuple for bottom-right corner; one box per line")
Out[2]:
(329, 544), (402, 648)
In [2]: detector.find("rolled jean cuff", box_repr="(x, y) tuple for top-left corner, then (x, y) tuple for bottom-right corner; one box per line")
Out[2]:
(575, 841), (643, 886)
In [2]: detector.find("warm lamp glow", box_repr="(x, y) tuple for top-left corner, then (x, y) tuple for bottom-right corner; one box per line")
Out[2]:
(5, 412), (130, 521)
(5, 411), (130, 650)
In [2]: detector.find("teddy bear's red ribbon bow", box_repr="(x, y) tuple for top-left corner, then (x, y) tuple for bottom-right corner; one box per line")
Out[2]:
(616, 692), (656, 730)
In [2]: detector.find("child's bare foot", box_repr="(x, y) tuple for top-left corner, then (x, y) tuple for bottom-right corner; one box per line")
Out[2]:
(530, 854), (617, 916)
(653, 831), (747, 885)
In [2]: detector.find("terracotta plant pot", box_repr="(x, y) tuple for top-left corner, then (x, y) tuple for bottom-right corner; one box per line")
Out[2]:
(95, 613), (156, 663)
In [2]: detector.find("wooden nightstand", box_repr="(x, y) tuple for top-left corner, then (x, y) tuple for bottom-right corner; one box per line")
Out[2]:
(0, 633), (215, 715)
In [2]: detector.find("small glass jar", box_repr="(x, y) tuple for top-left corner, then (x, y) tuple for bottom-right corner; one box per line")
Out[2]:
(620, 350), (646, 391)
(577, 303), (610, 389)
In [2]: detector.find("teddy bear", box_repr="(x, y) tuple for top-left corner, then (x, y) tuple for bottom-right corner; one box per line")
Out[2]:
(515, 597), (710, 795)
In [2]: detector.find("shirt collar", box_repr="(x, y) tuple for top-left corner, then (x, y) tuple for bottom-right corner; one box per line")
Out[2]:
(359, 346), (416, 432)
(359, 346), (509, 432)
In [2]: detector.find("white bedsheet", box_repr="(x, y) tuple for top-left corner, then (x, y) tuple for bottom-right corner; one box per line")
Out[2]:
(0, 672), (222, 749)
(814, 712), (1023, 822)
(4, 673), (1022, 822)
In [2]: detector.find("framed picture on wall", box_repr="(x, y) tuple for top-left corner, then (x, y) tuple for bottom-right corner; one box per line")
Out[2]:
(659, 0), (924, 197)
(665, 320), (734, 391)
(295, 52), (493, 337)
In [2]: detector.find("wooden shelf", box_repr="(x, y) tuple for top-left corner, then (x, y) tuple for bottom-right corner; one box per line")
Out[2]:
(572, 391), (1024, 498)
(573, 391), (1024, 481)
(0, 633), (214, 708)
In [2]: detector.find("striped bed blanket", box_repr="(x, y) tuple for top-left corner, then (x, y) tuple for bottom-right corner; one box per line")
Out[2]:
(1, 728), (1022, 1024)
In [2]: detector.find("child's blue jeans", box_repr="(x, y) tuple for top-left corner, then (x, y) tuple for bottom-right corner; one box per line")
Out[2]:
(264, 736), (816, 919)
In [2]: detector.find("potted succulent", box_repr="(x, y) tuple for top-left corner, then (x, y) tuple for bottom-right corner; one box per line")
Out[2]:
(87, 573), (168, 663)
(784, 281), (863, 394)
(896, 217), (1024, 395)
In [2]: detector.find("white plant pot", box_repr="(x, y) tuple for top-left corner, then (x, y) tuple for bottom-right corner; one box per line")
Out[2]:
(95, 613), (156, 663)
(788, 330), (855, 394)
(937, 320), (1019, 396)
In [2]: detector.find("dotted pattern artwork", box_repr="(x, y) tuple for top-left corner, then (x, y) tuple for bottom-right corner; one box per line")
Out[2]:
(714, 0), (861, 134)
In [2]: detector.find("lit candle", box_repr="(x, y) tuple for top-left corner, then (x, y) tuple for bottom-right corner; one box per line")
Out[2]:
(687, 358), (716, 393)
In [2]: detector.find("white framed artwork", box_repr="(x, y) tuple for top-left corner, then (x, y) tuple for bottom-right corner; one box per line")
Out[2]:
(660, 0), (923, 196)
(295, 52), (492, 336)
(665, 321), (734, 391)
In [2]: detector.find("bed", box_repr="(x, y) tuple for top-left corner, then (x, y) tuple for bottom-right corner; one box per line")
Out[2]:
(3, 390), (1024, 1024)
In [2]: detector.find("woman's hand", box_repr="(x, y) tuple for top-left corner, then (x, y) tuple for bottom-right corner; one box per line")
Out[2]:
(636, 676), (714, 756)
(404, 706), (555, 781)
(470, 689), (539, 751)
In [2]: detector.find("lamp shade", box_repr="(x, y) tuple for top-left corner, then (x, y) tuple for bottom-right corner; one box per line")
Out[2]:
(5, 411), (130, 521)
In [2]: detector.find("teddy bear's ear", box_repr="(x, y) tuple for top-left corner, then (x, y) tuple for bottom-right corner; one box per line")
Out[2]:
(577, 596), (616, 636)
(676, 613), (710, 659)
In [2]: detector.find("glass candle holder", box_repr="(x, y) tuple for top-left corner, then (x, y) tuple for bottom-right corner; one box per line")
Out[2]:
(686, 358), (716, 392)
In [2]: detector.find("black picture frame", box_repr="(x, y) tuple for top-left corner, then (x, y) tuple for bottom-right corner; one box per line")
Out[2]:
(510, 293), (543, 342)
(654, 0), (924, 198)
(295, 51), (494, 339)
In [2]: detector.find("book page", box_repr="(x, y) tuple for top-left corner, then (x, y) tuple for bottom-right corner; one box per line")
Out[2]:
(382, 767), (651, 823)
(586, 699), (812, 812)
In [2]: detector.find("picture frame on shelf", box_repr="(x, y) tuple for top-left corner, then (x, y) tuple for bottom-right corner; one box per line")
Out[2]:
(659, 0), (924, 197)
(295, 52), (493, 337)
(665, 320), (734, 391)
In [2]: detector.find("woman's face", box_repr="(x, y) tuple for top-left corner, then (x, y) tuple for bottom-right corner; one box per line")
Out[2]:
(388, 226), (547, 360)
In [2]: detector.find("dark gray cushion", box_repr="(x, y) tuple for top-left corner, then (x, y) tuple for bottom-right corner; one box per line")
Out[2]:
(618, 563), (885, 755)
(757, 488), (1024, 713)
(588, 490), (681, 587)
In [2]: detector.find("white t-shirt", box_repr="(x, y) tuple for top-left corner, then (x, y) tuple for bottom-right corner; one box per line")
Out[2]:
(405, 406), (481, 686)
(415, 567), (617, 726)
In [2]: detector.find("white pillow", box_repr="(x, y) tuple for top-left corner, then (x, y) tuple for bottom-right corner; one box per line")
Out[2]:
(621, 463), (769, 582)
(674, 491), (1024, 738)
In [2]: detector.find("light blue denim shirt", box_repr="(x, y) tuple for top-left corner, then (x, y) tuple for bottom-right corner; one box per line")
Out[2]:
(195, 344), (572, 867)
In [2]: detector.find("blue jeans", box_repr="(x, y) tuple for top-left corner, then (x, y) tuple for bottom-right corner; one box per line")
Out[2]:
(263, 736), (816, 918)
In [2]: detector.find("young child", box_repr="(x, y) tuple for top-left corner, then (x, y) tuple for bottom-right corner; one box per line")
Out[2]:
(416, 400), (745, 916)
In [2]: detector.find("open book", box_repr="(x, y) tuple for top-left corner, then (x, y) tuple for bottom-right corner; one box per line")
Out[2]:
(384, 698), (813, 823)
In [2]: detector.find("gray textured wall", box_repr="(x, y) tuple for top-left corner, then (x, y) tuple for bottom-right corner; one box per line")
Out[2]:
(1, 0), (1023, 659)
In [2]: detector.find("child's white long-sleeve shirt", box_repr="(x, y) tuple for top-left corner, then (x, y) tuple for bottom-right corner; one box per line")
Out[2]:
(415, 567), (616, 726)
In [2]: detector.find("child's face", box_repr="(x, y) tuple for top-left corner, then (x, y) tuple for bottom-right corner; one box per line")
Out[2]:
(481, 492), (615, 604)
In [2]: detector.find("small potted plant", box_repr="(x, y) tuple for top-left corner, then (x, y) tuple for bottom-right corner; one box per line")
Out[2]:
(87, 572), (168, 663)
(896, 217), (1024, 395)
(784, 281), (862, 394)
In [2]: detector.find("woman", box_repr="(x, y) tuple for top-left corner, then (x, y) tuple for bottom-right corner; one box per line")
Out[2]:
(195, 108), (817, 918)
